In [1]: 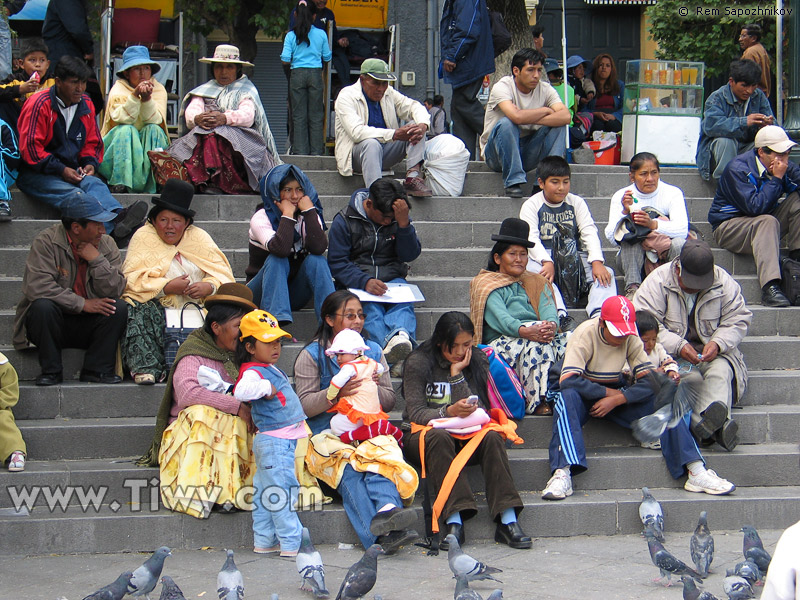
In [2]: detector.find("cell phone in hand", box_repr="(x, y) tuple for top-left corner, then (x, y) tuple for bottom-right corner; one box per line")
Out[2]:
(465, 395), (479, 406)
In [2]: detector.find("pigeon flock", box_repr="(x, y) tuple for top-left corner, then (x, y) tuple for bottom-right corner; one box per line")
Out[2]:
(638, 487), (773, 599)
(71, 495), (777, 600)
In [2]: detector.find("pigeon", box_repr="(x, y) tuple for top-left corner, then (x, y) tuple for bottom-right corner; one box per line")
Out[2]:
(335, 544), (383, 600)
(217, 549), (244, 600)
(632, 371), (703, 443)
(127, 546), (172, 600)
(723, 575), (755, 599)
(81, 571), (133, 600)
(454, 575), (482, 600)
(741, 526), (772, 574)
(297, 527), (329, 598)
(729, 560), (760, 586)
(157, 577), (185, 600)
(639, 487), (665, 542)
(690, 511), (714, 577)
(645, 530), (703, 586)
(681, 575), (720, 600)
(485, 592), (503, 600)
(270, 595), (279, 600)
(445, 534), (503, 583)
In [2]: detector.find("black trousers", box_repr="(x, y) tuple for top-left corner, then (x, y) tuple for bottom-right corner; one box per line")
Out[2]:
(25, 298), (128, 375)
(450, 78), (486, 160)
(404, 427), (522, 525)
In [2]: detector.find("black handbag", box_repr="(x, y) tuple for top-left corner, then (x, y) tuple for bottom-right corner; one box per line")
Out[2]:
(163, 302), (205, 370)
(612, 207), (665, 244)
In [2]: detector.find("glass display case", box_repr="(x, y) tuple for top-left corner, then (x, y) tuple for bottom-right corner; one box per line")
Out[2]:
(621, 60), (705, 165)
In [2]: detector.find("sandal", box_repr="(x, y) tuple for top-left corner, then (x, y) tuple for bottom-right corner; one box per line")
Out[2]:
(533, 403), (553, 416)
(7, 450), (25, 472)
(134, 373), (156, 385)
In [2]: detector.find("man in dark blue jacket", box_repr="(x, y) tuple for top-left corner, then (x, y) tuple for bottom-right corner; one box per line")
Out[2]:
(327, 177), (422, 365)
(708, 125), (800, 307)
(439, 0), (495, 159)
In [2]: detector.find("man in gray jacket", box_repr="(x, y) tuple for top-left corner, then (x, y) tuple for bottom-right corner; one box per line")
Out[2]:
(12, 196), (128, 386)
(633, 239), (751, 451)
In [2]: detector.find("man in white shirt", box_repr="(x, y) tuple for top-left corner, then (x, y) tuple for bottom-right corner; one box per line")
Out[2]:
(480, 48), (570, 198)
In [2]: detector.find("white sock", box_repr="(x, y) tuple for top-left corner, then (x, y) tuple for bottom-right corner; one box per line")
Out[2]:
(378, 503), (396, 513)
(687, 461), (706, 476)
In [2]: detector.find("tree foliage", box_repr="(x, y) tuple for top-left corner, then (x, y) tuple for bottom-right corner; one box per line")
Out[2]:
(645, 0), (778, 78)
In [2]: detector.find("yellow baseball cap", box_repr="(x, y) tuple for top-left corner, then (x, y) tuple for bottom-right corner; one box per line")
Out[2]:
(238, 310), (291, 343)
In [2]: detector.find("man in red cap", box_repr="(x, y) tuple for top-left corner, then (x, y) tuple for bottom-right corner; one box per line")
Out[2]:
(541, 295), (735, 501)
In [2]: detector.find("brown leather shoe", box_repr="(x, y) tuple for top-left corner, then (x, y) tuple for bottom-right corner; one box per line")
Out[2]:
(403, 176), (432, 197)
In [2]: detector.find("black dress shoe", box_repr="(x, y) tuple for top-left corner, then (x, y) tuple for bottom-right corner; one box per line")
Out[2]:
(438, 522), (464, 551)
(35, 372), (63, 386)
(375, 528), (419, 555)
(691, 401), (727, 440)
(112, 200), (148, 239)
(79, 370), (122, 384)
(504, 185), (523, 198)
(495, 521), (532, 549)
(762, 283), (791, 307)
(369, 506), (417, 537)
(713, 419), (739, 452)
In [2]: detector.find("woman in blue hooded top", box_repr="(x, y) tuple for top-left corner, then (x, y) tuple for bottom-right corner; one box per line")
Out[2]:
(245, 164), (335, 325)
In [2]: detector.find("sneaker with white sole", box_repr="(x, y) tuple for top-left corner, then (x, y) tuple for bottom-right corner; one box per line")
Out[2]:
(684, 468), (735, 495)
(541, 468), (573, 500)
(383, 334), (413, 364)
(7, 451), (25, 472)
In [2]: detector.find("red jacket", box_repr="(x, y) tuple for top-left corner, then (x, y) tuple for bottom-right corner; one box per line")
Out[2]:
(18, 86), (103, 176)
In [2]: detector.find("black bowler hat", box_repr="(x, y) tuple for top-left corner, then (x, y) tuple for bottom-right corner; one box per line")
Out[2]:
(151, 178), (196, 218)
(491, 218), (534, 248)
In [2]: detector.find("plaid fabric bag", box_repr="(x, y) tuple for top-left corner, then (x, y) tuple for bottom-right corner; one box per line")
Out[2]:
(163, 303), (205, 370)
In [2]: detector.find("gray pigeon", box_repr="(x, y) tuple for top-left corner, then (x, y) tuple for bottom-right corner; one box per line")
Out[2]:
(723, 575), (755, 599)
(690, 511), (714, 577)
(680, 575), (720, 600)
(270, 595), (279, 600)
(127, 546), (172, 600)
(335, 544), (383, 600)
(445, 534), (502, 583)
(454, 575), (482, 600)
(297, 527), (329, 598)
(217, 549), (244, 600)
(645, 530), (703, 586)
(485, 592), (503, 600)
(82, 571), (133, 600)
(157, 577), (185, 600)
(639, 487), (665, 542)
(741, 525), (772, 574)
(729, 560), (760, 586)
(633, 371), (703, 443)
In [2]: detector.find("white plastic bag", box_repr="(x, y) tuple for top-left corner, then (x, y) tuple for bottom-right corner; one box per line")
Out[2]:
(423, 133), (470, 197)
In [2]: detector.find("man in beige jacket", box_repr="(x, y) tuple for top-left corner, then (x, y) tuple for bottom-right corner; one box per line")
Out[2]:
(633, 239), (751, 451)
(334, 58), (432, 196)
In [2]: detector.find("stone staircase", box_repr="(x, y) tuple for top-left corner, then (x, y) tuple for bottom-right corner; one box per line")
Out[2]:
(1, 158), (799, 555)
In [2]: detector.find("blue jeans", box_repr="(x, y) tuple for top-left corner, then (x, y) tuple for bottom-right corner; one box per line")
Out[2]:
(484, 117), (566, 188)
(549, 388), (703, 479)
(16, 171), (123, 234)
(361, 277), (417, 347)
(339, 464), (404, 548)
(251, 434), (303, 552)
(247, 253), (335, 323)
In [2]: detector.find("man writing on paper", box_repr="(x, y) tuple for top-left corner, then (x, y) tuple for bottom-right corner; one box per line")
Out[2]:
(327, 177), (422, 372)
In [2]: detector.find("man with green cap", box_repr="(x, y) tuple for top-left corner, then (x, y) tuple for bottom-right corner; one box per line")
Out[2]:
(334, 58), (433, 197)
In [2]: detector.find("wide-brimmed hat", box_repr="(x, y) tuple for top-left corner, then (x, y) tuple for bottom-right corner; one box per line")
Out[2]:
(151, 179), (196, 219)
(239, 310), (291, 343)
(544, 58), (562, 74)
(566, 55), (592, 72)
(600, 296), (638, 337)
(204, 283), (257, 311)
(360, 58), (396, 81)
(491, 218), (534, 248)
(325, 329), (370, 356)
(61, 195), (117, 223)
(754, 125), (797, 154)
(117, 45), (161, 77)
(199, 44), (254, 67)
(679, 239), (715, 290)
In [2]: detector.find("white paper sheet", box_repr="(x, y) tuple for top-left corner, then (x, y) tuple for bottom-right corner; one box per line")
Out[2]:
(348, 283), (425, 304)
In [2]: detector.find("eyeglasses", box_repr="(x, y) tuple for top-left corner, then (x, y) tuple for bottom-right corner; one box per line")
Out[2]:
(336, 312), (366, 320)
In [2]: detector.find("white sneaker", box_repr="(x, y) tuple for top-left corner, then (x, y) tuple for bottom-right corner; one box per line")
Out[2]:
(640, 440), (661, 450)
(542, 468), (573, 500)
(684, 468), (735, 495)
(7, 451), (25, 472)
(383, 334), (412, 364)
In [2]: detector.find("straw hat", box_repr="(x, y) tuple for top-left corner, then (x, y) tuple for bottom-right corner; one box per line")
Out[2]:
(199, 44), (254, 67)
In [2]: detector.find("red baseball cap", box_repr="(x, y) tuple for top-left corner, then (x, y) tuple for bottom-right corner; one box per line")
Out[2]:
(600, 296), (638, 337)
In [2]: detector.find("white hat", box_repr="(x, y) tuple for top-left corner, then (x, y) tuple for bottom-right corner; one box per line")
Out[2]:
(325, 329), (370, 356)
(199, 44), (254, 67)
(754, 125), (797, 153)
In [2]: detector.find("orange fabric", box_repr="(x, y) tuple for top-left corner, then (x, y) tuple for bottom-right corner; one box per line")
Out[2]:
(327, 396), (388, 426)
(410, 408), (523, 533)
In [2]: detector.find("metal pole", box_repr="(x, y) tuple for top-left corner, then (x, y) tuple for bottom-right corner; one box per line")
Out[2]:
(776, 0), (783, 124)
(561, 0), (569, 150)
(784, 0), (800, 161)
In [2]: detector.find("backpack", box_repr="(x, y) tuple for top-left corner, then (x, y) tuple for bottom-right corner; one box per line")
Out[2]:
(488, 11), (512, 58)
(478, 344), (526, 419)
(780, 256), (800, 306)
(0, 118), (19, 201)
(551, 221), (589, 308)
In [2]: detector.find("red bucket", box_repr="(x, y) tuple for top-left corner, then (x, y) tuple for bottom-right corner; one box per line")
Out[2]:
(586, 140), (617, 165)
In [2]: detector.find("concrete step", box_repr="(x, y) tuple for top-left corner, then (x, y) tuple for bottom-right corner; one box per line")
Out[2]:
(17, 417), (154, 460)
(1, 482), (798, 555)
(739, 336), (800, 370)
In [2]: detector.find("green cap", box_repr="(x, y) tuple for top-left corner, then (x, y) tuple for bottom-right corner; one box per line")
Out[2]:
(360, 58), (396, 81)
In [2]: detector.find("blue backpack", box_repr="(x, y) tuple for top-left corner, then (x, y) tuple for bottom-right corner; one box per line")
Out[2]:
(0, 118), (19, 201)
(478, 344), (526, 419)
